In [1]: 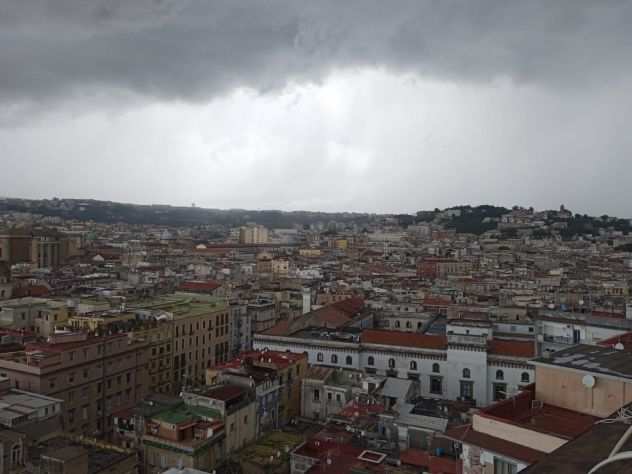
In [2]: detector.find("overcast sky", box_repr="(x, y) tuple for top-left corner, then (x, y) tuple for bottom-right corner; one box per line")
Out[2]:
(1, 1), (631, 216)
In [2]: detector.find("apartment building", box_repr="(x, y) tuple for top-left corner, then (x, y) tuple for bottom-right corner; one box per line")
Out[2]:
(212, 350), (308, 426)
(417, 257), (473, 279)
(239, 225), (269, 244)
(129, 321), (174, 394)
(247, 300), (277, 333)
(0, 376), (63, 442)
(209, 363), (281, 437)
(301, 367), (368, 422)
(142, 403), (225, 474)
(446, 343), (632, 473)
(0, 297), (68, 337)
(182, 384), (256, 454)
(0, 332), (150, 437)
(254, 323), (535, 407)
(170, 298), (231, 389)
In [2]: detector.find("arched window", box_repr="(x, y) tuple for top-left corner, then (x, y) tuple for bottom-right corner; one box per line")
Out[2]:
(395, 321), (400, 328)
(521, 372), (530, 383)
(417, 322), (423, 329)
(410, 361), (417, 371)
(432, 363), (440, 373)
(368, 356), (375, 366)
(331, 354), (338, 364)
(462, 368), (471, 379)
(388, 358), (396, 369)
(496, 370), (504, 381)
(346, 355), (353, 365)
(317, 353), (323, 362)
(406, 321), (412, 329)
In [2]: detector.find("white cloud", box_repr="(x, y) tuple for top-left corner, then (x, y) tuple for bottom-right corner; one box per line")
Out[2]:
(2, 68), (631, 215)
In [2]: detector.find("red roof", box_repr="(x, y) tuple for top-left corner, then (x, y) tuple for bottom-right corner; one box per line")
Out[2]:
(179, 280), (221, 291)
(429, 455), (459, 474)
(12, 285), (50, 298)
(445, 424), (546, 464)
(361, 329), (447, 350)
(479, 389), (599, 440)
(214, 350), (306, 371)
(330, 296), (365, 315)
(398, 449), (460, 473)
(400, 448), (429, 467)
(488, 339), (535, 358)
(598, 332), (632, 351)
(261, 319), (291, 336)
(337, 400), (386, 419)
(262, 297), (364, 337)
(203, 385), (246, 401)
(423, 297), (451, 307)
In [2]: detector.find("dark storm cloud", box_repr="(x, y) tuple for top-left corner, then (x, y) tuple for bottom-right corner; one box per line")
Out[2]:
(1, 0), (632, 104)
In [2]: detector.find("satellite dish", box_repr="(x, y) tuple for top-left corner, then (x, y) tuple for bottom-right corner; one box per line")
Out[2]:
(615, 342), (625, 351)
(582, 375), (596, 388)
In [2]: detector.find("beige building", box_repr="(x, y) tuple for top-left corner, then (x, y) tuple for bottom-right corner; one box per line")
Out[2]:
(532, 344), (632, 418)
(166, 297), (231, 389)
(299, 248), (321, 258)
(129, 321), (174, 394)
(183, 385), (257, 454)
(239, 225), (269, 244)
(0, 331), (151, 437)
(142, 402), (225, 474)
(0, 228), (32, 265)
(0, 297), (69, 337)
(0, 227), (82, 269)
(448, 343), (632, 473)
(68, 311), (136, 333)
(32, 435), (137, 474)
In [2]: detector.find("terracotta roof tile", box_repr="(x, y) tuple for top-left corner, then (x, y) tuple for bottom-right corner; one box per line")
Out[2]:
(179, 280), (221, 291)
(444, 424), (546, 464)
(488, 339), (535, 358)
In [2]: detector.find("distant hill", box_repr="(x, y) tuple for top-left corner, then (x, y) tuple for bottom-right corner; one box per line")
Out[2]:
(0, 198), (372, 228)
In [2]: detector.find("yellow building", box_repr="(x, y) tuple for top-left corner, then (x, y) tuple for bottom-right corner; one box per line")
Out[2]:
(68, 312), (136, 333)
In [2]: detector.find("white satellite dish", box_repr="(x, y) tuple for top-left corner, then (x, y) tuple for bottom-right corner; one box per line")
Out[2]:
(582, 374), (596, 388)
(615, 342), (625, 351)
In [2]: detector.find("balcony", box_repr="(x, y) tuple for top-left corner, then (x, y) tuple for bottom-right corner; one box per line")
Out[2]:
(542, 335), (574, 345)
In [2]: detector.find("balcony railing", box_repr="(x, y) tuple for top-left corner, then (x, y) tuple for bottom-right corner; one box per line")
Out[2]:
(447, 334), (487, 346)
(542, 335), (573, 344)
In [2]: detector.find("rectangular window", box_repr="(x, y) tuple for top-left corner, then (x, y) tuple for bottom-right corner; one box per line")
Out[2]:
(313, 389), (320, 401)
(430, 376), (443, 395)
(493, 458), (517, 474)
(460, 381), (474, 400)
(493, 383), (507, 401)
